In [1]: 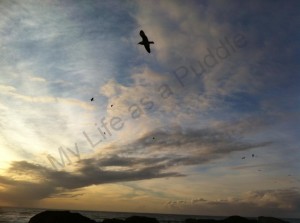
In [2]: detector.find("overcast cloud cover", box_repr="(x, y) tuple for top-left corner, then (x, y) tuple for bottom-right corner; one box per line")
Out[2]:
(0, 0), (299, 218)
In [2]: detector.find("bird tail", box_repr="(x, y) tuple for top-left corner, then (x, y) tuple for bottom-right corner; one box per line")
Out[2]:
(149, 41), (154, 44)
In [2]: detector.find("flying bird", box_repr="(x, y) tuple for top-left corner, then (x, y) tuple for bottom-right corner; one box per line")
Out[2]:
(90, 98), (94, 101)
(242, 156), (246, 159)
(138, 30), (154, 53)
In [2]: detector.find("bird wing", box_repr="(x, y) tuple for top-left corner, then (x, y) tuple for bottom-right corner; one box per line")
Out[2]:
(144, 44), (151, 53)
(140, 30), (145, 37)
(140, 30), (148, 41)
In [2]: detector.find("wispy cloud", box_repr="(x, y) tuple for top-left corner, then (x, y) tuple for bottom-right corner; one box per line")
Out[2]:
(165, 189), (300, 217)
(0, 126), (270, 204)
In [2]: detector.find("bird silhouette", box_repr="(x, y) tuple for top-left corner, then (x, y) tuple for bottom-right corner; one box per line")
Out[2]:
(91, 98), (94, 101)
(138, 30), (154, 53)
(242, 156), (246, 159)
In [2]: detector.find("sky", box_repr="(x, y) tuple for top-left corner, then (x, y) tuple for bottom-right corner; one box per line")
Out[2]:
(0, 0), (300, 218)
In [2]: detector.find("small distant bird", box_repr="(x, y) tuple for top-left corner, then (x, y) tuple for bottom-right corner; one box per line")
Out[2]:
(111, 104), (113, 107)
(152, 137), (155, 140)
(91, 98), (94, 101)
(138, 30), (154, 53)
(252, 154), (255, 158)
(242, 156), (245, 159)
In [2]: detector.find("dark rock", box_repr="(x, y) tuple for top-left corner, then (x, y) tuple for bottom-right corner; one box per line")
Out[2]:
(103, 218), (125, 223)
(185, 218), (218, 223)
(258, 217), (289, 223)
(125, 216), (160, 223)
(222, 216), (257, 223)
(28, 210), (97, 223)
(185, 216), (258, 223)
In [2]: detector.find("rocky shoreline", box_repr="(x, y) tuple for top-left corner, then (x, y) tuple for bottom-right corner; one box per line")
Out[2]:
(28, 210), (290, 223)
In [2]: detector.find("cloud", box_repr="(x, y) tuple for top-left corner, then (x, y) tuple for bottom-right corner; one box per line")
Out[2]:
(132, 0), (300, 117)
(0, 158), (182, 205)
(0, 84), (93, 110)
(165, 188), (300, 217)
(0, 0), (138, 165)
(29, 75), (47, 83)
(117, 127), (271, 167)
(0, 84), (17, 93)
(0, 125), (270, 205)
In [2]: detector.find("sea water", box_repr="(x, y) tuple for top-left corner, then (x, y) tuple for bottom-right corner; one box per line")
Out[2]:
(0, 207), (299, 223)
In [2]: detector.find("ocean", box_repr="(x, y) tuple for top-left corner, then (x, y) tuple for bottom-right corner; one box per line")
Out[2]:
(0, 207), (299, 223)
